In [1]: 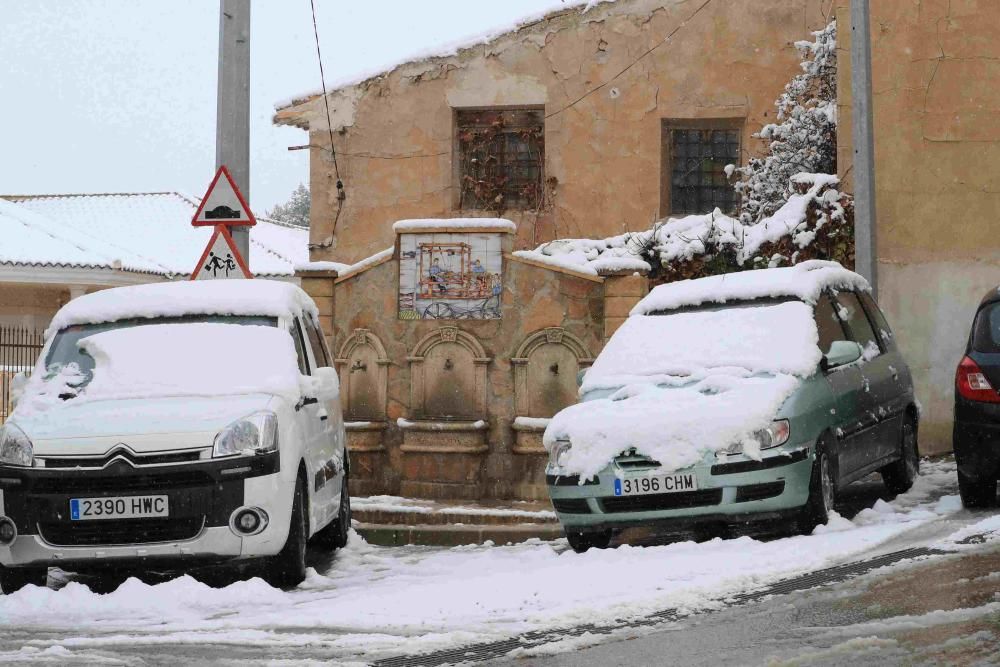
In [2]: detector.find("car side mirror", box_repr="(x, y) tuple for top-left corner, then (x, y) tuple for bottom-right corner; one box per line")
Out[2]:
(576, 368), (588, 388)
(9, 371), (27, 408)
(302, 366), (339, 402)
(823, 340), (864, 371)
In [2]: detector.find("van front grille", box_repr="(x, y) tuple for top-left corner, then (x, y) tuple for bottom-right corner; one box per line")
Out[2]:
(38, 517), (204, 546)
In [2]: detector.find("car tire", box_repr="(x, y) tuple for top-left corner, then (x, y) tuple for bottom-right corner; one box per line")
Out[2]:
(565, 530), (612, 553)
(263, 475), (308, 589)
(958, 471), (998, 509)
(798, 439), (835, 534)
(881, 416), (919, 495)
(311, 475), (351, 550)
(0, 565), (47, 594)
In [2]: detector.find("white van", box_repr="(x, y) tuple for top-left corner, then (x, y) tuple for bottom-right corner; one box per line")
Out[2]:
(0, 280), (349, 592)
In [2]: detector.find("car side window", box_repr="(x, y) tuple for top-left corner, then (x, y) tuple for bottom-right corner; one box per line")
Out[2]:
(813, 294), (849, 356)
(290, 319), (311, 375)
(857, 290), (895, 349)
(833, 291), (881, 356)
(304, 316), (330, 370)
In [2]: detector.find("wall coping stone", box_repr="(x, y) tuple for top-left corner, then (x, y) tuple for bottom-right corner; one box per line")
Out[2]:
(506, 253), (605, 283)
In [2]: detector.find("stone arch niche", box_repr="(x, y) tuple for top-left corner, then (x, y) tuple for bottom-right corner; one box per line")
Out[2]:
(335, 329), (390, 496)
(401, 326), (492, 499)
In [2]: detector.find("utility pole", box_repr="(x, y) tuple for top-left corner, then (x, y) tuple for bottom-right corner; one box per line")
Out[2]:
(216, 0), (251, 262)
(851, 0), (877, 295)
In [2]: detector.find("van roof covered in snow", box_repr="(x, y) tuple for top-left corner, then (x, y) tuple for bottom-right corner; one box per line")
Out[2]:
(631, 260), (869, 316)
(46, 279), (318, 338)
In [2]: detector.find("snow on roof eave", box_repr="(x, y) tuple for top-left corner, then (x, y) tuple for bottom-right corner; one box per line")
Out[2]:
(272, 0), (619, 118)
(631, 261), (870, 316)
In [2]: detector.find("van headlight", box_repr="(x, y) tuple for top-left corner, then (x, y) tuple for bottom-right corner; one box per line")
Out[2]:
(213, 411), (279, 458)
(548, 440), (572, 470)
(0, 422), (33, 467)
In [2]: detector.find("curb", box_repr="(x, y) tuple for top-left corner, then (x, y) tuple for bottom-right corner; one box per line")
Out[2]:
(356, 522), (564, 547)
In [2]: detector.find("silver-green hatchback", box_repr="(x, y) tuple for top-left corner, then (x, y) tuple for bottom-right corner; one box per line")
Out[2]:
(545, 262), (918, 552)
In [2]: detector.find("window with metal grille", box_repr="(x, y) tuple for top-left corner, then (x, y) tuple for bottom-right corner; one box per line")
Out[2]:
(456, 108), (544, 211)
(662, 120), (742, 216)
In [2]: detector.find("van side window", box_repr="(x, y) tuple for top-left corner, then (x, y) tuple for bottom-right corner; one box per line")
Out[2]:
(304, 316), (330, 370)
(833, 291), (881, 356)
(858, 290), (895, 349)
(290, 319), (310, 375)
(813, 294), (849, 356)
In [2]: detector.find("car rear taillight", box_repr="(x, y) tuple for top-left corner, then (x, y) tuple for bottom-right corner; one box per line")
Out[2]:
(956, 356), (1000, 403)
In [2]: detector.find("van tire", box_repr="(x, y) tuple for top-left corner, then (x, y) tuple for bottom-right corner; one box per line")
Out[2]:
(958, 472), (998, 509)
(798, 438), (835, 534)
(881, 416), (919, 494)
(0, 566), (47, 594)
(264, 476), (308, 589)
(566, 530), (612, 553)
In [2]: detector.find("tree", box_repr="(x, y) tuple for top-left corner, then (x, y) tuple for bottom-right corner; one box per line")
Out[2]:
(266, 183), (311, 228)
(732, 19), (838, 225)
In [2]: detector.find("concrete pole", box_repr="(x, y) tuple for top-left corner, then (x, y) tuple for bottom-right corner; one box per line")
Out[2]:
(216, 0), (251, 262)
(851, 0), (877, 295)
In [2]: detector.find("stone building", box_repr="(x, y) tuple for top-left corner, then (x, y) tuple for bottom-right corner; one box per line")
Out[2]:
(277, 0), (997, 497)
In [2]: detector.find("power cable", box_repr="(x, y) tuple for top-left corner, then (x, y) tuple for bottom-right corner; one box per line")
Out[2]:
(309, 0), (345, 240)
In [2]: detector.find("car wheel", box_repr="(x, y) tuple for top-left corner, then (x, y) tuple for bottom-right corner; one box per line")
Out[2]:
(0, 565), (47, 594)
(565, 529), (612, 553)
(958, 471), (998, 509)
(263, 475), (308, 589)
(798, 439), (835, 534)
(311, 475), (351, 550)
(881, 417), (920, 495)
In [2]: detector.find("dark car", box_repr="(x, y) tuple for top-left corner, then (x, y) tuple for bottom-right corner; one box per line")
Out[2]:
(954, 288), (1000, 507)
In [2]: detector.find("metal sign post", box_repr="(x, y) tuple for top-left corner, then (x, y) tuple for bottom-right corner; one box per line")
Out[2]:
(851, 0), (878, 295)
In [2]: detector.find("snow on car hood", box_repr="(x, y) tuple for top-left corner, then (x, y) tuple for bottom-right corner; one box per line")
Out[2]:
(544, 301), (821, 479)
(12, 394), (275, 444)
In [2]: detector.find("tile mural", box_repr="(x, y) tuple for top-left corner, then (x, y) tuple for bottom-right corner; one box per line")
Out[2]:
(398, 233), (503, 319)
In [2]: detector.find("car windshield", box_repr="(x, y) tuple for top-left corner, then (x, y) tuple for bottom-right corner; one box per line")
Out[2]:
(581, 298), (822, 393)
(44, 315), (277, 391)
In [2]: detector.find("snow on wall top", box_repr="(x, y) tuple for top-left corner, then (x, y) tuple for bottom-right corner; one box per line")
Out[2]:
(45, 279), (319, 338)
(633, 260), (868, 316)
(392, 218), (516, 233)
(2, 193), (307, 278)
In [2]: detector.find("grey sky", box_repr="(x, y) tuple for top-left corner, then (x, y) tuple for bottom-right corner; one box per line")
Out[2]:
(1, 0), (576, 213)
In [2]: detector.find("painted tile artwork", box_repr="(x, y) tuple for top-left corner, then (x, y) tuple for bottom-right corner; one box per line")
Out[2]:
(398, 233), (503, 319)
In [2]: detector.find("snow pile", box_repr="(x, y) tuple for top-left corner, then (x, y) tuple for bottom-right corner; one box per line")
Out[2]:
(392, 218), (516, 233)
(45, 280), (318, 337)
(546, 301), (822, 478)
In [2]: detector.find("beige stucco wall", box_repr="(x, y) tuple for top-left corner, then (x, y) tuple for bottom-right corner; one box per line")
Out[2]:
(0, 284), (71, 331)
(279, 0), (833, 264)
(836, 1), (1000, 455)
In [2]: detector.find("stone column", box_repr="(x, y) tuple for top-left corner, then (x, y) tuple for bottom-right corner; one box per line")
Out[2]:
(295, 269), (338, 352)
(599, 270), (649, 341)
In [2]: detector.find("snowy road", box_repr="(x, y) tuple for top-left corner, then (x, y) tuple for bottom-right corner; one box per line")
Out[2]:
(0, 460), (982, 666)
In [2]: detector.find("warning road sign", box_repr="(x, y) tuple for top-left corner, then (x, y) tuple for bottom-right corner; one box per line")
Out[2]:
(191, 165), (257, 227)
(191, 225), (253, 280)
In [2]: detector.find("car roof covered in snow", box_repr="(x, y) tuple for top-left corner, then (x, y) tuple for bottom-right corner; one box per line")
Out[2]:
(632, 260), (869, 316)
(46, 280), (318, 338)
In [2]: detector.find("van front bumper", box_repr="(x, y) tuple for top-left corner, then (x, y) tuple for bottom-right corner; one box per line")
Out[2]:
(547, 446), (814, 532)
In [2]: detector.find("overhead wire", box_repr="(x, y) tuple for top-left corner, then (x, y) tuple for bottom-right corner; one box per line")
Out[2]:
(308, 0), (345, 244)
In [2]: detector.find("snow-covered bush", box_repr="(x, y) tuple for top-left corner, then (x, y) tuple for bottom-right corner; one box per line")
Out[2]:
(732, 20), (838, 225)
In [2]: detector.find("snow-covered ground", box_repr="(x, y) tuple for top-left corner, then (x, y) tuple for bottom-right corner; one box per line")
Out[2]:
(0, 460), (980, 665)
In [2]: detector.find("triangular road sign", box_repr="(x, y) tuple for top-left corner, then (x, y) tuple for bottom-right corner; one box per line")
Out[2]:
(191, 165), (257, 227)
(191, 225), (253, 280)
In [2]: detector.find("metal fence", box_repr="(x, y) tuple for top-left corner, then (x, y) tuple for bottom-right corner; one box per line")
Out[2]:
(0, 327), (44, 423)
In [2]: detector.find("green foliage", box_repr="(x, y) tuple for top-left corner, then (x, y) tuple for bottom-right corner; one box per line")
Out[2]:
(266, 183), (311, 228)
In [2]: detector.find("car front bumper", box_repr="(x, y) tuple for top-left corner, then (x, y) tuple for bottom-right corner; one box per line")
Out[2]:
(0, 452), (293, 569)
(547, 446), (814, 532)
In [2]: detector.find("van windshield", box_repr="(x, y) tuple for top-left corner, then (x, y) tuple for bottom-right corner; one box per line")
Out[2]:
(44, 315), (277, 390)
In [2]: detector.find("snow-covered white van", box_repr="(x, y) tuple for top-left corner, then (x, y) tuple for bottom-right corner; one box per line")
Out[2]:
(0, 280), (349, 592)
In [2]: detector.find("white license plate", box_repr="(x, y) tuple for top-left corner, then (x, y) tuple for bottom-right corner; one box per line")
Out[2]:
(614, 473), (697, 496)
(70, 495), (169, 521)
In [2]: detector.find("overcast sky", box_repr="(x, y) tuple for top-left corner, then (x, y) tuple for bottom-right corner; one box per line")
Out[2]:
(1, 0), (578, 212)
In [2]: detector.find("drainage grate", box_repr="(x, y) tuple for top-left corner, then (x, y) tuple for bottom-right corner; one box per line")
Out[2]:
(372, 543), (954, 667)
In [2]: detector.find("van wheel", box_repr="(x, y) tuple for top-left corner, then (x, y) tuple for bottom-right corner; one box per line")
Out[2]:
(311, 476), (351, 550)
(881, 417), (919, 494)
(263, 476), (307, 588)
(958, 471), (998, 509)
(0, 566), (47, 594)
(798, 440), (835, 534)
(565, 530), (612, 553)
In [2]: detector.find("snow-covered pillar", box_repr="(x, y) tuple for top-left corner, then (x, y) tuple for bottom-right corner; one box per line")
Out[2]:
(600, 270), (649, 342)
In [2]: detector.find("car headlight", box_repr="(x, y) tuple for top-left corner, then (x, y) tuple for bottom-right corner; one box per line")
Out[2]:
(0, 422), (33, 467)
(721, 420), (791, 455)
(548, 440), (572, 470)
(213, 411), (279, 458)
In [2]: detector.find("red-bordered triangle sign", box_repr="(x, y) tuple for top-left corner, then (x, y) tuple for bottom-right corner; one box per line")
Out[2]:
(191, 225), (253, 280)
(191, 165), (257, 227)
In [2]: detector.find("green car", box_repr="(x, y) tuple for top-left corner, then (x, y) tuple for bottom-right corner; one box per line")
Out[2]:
(544, 262), (919, 553)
